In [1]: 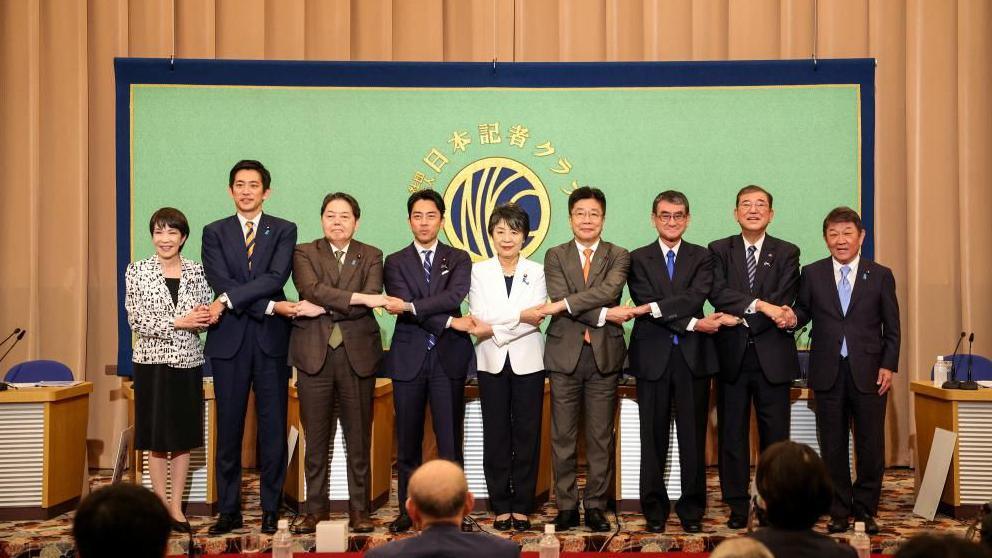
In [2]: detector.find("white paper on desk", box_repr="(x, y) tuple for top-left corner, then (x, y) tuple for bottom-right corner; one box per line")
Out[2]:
(913, 427), (957, 521)
(7, 380), (81, 388)
(977, 381), (992, 388)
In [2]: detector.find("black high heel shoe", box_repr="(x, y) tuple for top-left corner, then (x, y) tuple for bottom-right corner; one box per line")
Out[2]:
(172, 519), (193, 534)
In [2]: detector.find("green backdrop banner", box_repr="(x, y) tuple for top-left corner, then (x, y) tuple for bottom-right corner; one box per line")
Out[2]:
(116, 59), (874, 375)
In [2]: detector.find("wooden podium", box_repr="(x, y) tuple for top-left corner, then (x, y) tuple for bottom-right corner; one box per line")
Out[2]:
(911, 380), (992, 518)
(124, 381), (217, 515)
(0, 383), (92, 519)
(284, 378), (394, 512)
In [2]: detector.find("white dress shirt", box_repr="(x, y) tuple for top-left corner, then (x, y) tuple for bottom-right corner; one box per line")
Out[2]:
(832, 255), (861, 293)
(222, 212), (275, 315)
(648, 238), (698, 331)
(410, 239), (451, 328)
(743, 233), (766, 315)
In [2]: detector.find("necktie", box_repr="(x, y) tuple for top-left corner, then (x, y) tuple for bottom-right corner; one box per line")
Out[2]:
(423, 250), (436, 350)
(245, 221), (255, 271)
(327, 250), (345, 349)
(582, 248), (593, 343)
(839, 265), (851, 357)
(666, 249), (679, 345)
(746, 245), (757, 291)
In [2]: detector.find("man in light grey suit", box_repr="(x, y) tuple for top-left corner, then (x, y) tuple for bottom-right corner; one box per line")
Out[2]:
(540, 186), (631, 532)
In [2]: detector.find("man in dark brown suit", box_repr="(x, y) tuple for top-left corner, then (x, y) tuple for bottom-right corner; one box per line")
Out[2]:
(540, 186), (631, 533)
(288, 192), (391, 534)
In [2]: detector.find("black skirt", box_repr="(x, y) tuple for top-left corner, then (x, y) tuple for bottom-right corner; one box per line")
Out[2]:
(133, 362), (204, 452)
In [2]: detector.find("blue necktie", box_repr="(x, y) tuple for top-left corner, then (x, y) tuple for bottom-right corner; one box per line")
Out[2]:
(839, 265), (851, 357)
(423, 250), (436, 350)
(666, 249), (679, 345)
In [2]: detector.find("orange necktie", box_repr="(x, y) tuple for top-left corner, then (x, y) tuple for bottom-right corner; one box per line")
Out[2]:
(583, 248), (593, 343)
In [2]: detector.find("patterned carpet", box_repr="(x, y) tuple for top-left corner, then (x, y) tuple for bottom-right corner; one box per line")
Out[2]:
(0, 468), (971, 557)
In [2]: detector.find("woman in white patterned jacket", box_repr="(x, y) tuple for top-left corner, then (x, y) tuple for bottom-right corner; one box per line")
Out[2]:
(125, 207), (213, 534)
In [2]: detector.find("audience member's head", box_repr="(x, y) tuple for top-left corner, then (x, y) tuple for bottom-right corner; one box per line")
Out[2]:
(894, 534), (991, 558)
(711, 536), (774, 558)
(73, 483), (172, 558)
(981, 502), (992, 551)
(754, 441), (832, 531)
(405, 459), (474, 528)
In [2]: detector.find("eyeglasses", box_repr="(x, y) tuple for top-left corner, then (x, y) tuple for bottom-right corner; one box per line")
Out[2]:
(738, 201), (769, 211)
(655, 212), (687, 223)
(570, 210), (603, 221)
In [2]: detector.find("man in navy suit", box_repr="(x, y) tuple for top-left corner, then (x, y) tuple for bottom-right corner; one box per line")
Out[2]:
(708, 185), (801, 529)
(201, 160), (298, 535)
(786, 207), (900, 535)
(366, 460), (520, 558)
(382, 189), (474, 533)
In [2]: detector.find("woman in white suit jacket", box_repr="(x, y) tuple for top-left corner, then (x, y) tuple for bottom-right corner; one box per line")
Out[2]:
(465, 203), (548, 532)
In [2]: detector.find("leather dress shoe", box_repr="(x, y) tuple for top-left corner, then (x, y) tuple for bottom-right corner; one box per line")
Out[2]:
(172, 519), (193, 534)
(827, 516), (849, 533)
(727, 514), (748, 530)
(291, 513), (328, 535)
(260, 512), (279, 535)
(349, 510), (374, 533)
(493, 516), (512, 531)
(461, 517), (474, 532)
(512, 517), (531, 532)
(208, 513), (243, 535)
(681, 519), (702, 533)
(553, 509), (580, 531)
(585, 508), (611, 532)
(645, 517), (666, 533)
(389, 512), (412, 533)
(855, 514), (880, 535)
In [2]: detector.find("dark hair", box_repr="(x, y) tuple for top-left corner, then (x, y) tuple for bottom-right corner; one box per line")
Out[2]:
(894, 534), (992, 558)
(487, 203), (531, 238)
(148, 207), (190, 252)
(321, 192), (361, 219)
(407, 189), (445, 217)
(736, 184), (774, 208)
(228, 159), (271, 191)
(822, 206), (864, 235)
(755, 441), (832, 530)
(653, 190), (691, 215)
(73, 483), (171, 558)
(567, 186), (606, 214)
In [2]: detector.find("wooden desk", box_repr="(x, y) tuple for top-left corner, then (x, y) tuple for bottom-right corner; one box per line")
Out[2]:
(0, 382), (92, 519)
(124, 381), (217, 515)
(284, 379), (393, 512)
(911, 381), (992, 518)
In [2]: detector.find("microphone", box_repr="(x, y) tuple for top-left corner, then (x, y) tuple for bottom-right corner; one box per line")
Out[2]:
(942, 331), (966, 389)
(0, 330), (27, 391)
(0, 328), (21, 347)
(960, 332), (978, 390)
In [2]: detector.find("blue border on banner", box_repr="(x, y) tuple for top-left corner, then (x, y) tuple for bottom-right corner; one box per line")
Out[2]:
(114, 58), (876, 376)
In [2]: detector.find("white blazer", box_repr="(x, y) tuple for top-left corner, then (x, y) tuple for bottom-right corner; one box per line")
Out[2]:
(468, 256), (548, 375)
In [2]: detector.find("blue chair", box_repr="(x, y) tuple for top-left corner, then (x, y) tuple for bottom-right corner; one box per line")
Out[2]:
(932, 354), (992, 382)
(4, 360), (74, 383)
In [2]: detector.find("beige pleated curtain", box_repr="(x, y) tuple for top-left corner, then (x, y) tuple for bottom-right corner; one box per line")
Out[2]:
(1, 0), (990, 468)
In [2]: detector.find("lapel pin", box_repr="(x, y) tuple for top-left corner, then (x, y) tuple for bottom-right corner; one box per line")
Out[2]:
(763, 261), (771, 267)
(522, 273), (530, 285)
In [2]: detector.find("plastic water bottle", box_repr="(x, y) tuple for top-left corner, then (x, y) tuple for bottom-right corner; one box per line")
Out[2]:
(272, 519), (293, 558)
(850, 521), (870, 558)
(539, 524), (560, 558)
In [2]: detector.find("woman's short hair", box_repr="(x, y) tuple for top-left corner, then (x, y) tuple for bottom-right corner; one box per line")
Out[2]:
(148, 207), (190, 251)
(894, 534), (991, 558)
(487, 203), (531, 238)
(755, 441), (833, 530)
(73, 483), (172, 558)
(711, 537), (774, 558)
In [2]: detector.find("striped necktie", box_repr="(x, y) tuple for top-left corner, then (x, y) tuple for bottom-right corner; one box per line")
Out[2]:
(423, 250), (436, 350)
(746, 245), (757, 291)
(245, 221), (255, 270)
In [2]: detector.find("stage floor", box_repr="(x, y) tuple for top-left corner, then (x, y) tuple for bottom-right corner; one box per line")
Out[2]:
(0, 468), (970, 557)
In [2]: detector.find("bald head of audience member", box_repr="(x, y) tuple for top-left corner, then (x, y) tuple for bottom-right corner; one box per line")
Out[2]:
(405, 459), (475, 528)
(73, 483), (172, 558)
(711, 537), (774, 558)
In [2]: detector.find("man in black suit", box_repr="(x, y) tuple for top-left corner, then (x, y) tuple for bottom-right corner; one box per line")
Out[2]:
(785, 207), (900, 535)
(626, 190), (722, 533)
(366, 460), (520, 558)
(201, 160), (298, 535)
(382, 189), (474, 533)
(708, 185), (801, 529)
